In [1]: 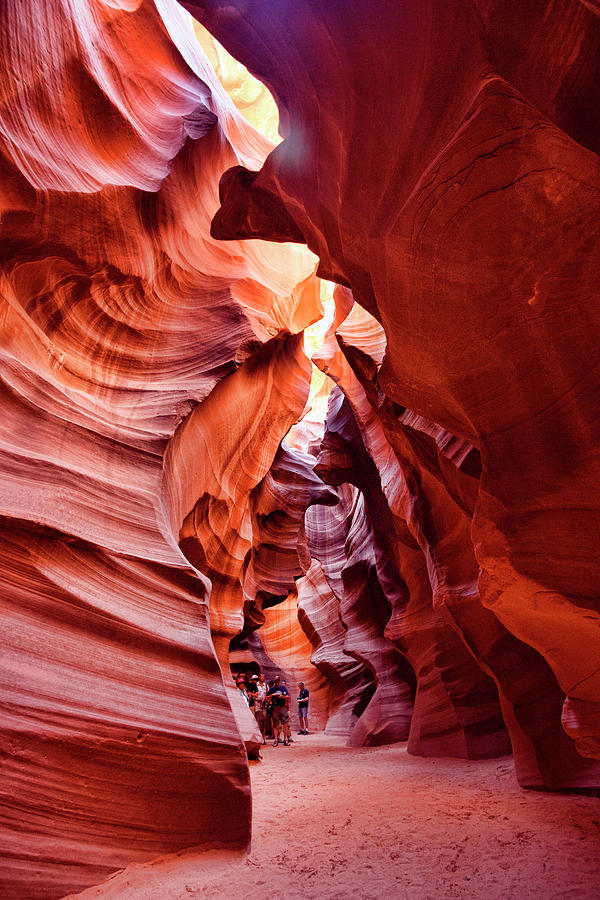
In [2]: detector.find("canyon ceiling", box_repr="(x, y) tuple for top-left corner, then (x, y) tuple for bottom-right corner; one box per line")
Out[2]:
(2, 0), (600, 897)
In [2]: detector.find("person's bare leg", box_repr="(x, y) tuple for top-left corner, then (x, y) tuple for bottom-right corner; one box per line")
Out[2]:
(256, 711), (266, 744)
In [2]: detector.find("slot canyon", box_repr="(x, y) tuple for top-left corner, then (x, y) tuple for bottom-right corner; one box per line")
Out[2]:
(1, 0), (600, 897)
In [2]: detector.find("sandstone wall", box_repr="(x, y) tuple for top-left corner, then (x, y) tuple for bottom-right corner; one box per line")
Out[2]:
(193, 0), (600, 784)
(0, 1), (320, 895)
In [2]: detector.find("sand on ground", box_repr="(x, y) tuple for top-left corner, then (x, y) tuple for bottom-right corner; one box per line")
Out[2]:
(70, 733), (600, 900)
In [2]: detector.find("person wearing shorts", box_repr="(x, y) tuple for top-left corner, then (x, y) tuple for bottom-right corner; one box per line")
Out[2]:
(267, 676), (289, 746)
(297, 682), (309, 734)
(280, 680), (293, 745)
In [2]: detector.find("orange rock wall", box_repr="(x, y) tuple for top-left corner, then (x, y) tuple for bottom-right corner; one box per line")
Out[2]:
(192, 0), (600, 782)
(0, 1), (319, 896)
(4, 0), (600, 895)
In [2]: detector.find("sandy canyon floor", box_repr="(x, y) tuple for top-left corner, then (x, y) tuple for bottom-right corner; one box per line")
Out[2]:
(71, 734), (600, 900)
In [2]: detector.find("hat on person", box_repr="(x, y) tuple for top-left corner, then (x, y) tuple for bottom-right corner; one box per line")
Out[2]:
(274, 674), (280, 680)
(236, 676), (245, 684)
(251, 674), (259, 680)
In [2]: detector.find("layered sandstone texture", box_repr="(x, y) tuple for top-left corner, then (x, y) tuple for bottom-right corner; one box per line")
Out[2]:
(0, 0), (322, 896)
(191, 0), (600, 780)
(4, 0), (600, 897)
(314, 312), (598, 786)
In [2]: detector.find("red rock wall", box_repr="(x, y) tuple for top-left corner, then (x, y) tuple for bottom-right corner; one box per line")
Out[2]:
(0, 1), (321, 895)
(237, 441), (339, 731)
(243, 440), (337, 625)
(1, 517), (250, 899)
(191, 0), (600, 783)
(4, 0), (600, 894)
(314, 303), (600, 785)
(317, 387), (511, 761)
(296, 559), (376, 738)
(305, 483), (416, 747)
(169, 331), (312, 665)
(169, 341), (317, 754)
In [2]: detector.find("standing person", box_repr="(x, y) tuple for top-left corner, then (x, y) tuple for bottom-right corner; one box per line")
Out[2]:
(280, 680), (293, 745)
(297, 682), (310, 734)
(245, 673), (258, 711)
(267, 675), (289, 746)
(253, 674), (268, 744)
(236, 676), (250, 706)
(265, 680), (274, 740)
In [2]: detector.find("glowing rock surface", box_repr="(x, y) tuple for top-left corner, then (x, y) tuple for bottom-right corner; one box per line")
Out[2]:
(191, 0), (600, 780)
(4, 0), (600, 896)
(0, 1), (319, 895)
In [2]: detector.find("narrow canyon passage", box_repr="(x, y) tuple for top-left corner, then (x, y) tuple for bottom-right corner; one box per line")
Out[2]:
(4, 1), (600, 897)
(71, 736), (600, 900)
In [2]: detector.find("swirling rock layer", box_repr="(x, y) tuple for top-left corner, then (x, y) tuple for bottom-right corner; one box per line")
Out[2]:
(317, 387), (510, 760)
(297, 559), (376, 737)
(195, 0), (600, 781)
(4, 0), (600, 896)
(0, 1), (319, 896)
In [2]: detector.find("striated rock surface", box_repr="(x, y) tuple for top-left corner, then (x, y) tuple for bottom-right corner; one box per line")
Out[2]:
(4, 0), (600, 895)
(317, 386), (510, 761)
(243, 439), (337, 624)
(296, 559), (376, 737)
(316, 304), (600, 784)
(1, 516), (250, 898)
(305, 482), (415, 747)
(236, 439), (338, 731)
(196, 0), (600, 783)
(168, 330), (312, 670)
(0, 1), (320, 896)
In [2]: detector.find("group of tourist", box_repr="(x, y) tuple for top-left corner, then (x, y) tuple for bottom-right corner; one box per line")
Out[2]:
(234, 671), (310, 746)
